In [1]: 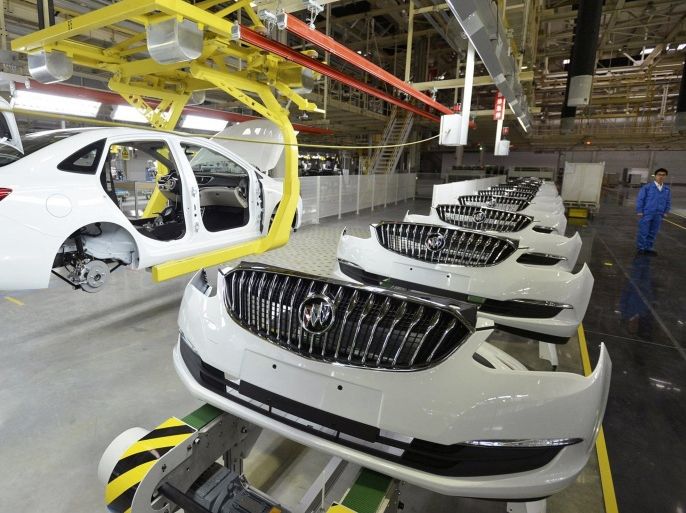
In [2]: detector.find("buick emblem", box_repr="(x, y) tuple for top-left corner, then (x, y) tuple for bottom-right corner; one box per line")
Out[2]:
(425, 232), (446, 252)
(486, 199), (497, 208)
(473, 210), (486, 224)
(299, 294), (335, 334)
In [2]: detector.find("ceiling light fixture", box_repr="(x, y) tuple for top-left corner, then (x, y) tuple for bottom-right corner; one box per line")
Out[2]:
(13, 89), (101, 117)
(111, 105), (149, 123)
(181, 115), (229, 132)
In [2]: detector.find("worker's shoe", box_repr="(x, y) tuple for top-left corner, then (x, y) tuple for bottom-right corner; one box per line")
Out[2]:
(646, 249), (658, 256)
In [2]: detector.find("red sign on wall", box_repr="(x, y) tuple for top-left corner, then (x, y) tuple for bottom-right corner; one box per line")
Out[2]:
(493, 92), (506, 121)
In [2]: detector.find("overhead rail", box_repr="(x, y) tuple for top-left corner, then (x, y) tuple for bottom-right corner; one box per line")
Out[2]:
(443, 0), (533, 132)
(237, 24), (441, 123)
(277, 13), (453, 116)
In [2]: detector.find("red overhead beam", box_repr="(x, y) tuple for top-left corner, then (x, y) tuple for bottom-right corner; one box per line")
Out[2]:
(14, 81), (334, 135)
(283, 14), (453, 116)
(239, 25), (441, 123)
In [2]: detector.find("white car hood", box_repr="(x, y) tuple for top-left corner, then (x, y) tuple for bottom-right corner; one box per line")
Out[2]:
(211, 119), (297, 172)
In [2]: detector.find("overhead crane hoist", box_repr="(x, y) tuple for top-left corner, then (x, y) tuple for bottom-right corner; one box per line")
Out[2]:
(10, 0), (453, 283)
(11, 0), (325, 282)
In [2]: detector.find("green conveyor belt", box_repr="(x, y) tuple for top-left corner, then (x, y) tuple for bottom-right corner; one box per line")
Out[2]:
(182, 403), (223, 429)
(341, 469), (392, 513)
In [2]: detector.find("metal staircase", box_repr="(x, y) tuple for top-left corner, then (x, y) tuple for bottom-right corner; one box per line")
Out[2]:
(369, 107), (414, 174)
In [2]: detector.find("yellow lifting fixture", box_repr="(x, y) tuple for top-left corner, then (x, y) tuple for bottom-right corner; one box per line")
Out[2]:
(12, 0), (323, 282)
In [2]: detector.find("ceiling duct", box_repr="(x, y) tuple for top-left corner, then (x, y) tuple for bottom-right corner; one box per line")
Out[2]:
(560, 0), (603, 134)
(676, 56), (686, 133)
(443, 0), (532, 132)
(28, 50), (73, 83)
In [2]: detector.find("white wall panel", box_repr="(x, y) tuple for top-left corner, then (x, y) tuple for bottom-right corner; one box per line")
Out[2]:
(296, 174), (417, 226)
(374, 175), (388, 207)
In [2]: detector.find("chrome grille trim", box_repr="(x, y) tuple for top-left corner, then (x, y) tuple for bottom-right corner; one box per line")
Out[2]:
(477, 188), (536, 201)
(224, 263), (474, 371)
(488, 185), (539, 195)
(373, 222), (518, 267)
(435, 205), (533, 232)
(458, 195), (530, 212)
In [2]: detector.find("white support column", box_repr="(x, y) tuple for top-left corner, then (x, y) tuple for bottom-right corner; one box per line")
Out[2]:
(460, 42), (476, 146)
(538, 342), (559, 370)
(494, 116), (504, 154)
(315, 175), (321, 224)
(384, 175), (388, 208)
(338, 173), (343, 219)
(356, 175), (361, 214)
(404, 1), (414, 82)
(507, 499), (547, 513)
(371, 174), (376, 212)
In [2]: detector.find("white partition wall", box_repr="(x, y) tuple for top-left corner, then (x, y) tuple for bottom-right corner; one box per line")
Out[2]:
(283, 174), (417, 226)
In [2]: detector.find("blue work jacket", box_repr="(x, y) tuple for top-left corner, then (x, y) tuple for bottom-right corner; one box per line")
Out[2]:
(636, 182), (671, 215)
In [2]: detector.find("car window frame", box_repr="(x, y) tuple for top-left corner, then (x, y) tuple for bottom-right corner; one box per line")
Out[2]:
(178, 137), (261, 232)
(180, 142), (251, 178)
(57, 139), (107, 175)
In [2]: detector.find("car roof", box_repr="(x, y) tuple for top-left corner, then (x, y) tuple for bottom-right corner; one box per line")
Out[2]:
(25, 126), (176, 140)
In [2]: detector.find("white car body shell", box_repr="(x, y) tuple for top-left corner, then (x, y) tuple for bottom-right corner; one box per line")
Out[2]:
(404, 209), (581, 272)
(175, 266), (611, 500)
(0, 127), (301, 291)
(334, 224), (594, 340)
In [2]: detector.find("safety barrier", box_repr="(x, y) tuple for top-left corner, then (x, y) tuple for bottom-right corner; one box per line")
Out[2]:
(288, 174), (417, 226)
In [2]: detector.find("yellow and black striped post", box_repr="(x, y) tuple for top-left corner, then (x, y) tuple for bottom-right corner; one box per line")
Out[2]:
(105, 417), (195, 513)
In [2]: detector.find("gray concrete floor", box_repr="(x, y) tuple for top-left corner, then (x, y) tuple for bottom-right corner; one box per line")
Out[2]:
(0, 198), (603, 513)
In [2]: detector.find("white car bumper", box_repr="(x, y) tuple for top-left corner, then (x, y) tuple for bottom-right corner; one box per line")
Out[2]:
(336, 225), (594, 341)
(405, 212), (581, 271)
(175, 266), (611, 500)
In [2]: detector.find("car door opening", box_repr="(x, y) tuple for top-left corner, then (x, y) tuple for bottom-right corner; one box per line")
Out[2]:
(101, 140), (187, 242)
(182, 143), (250, 232)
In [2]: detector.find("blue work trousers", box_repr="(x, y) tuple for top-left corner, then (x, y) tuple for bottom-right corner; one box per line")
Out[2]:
(637, 213), (663, 251)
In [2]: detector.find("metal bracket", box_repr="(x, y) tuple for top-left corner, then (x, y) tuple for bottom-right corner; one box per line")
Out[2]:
(130, 414), (262, 513)
(304, 0), (324, 28)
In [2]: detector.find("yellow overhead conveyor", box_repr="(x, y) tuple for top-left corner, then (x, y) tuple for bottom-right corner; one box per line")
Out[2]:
(11, 0), (323, 282)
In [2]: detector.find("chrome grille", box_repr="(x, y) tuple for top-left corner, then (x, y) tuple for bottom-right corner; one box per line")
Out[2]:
(477, 189), (535, 201)
(435, 205), (533, 232)
(223, 264), (472, 370)
(458, 195), (530, 212)
(484, 186), (538, 197)
(374, 222), (517, 266)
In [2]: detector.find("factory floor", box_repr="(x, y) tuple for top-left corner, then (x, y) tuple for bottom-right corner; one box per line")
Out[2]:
(1, 187), (683, 513)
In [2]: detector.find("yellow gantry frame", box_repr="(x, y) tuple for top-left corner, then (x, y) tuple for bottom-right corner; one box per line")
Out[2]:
(12, 0), (321, 282)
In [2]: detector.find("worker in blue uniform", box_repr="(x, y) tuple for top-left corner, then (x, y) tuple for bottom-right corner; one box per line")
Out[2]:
(636, 168), (671, 255)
